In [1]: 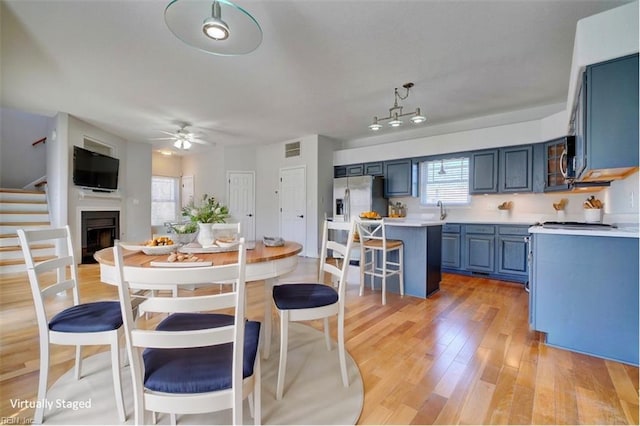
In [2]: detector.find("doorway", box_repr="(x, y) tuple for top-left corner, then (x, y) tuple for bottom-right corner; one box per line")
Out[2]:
(279, 166), (306, 254)
(227, 171), (256, 241)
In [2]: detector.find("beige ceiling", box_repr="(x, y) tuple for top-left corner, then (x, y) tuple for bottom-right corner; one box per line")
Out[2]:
(0, 0), (631, 153)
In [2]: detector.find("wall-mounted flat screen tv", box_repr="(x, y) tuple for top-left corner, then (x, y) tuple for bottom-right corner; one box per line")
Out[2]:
(73, 146), (119, 191)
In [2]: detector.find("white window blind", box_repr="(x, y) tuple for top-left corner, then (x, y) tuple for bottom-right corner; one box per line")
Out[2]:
(151, 176), (179, 226)
(419, 157), (470, 205)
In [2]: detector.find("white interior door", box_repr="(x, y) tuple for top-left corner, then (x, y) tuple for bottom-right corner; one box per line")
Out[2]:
(279, 166), (306, 252)
(227, 171), (255, 241)
(181, 175), (194, 209)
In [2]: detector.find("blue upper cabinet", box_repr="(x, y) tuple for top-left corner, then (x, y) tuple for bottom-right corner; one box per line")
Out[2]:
(364, 162), (384, 176)
(384, 159), (413, 197)
(580, 53), (639, 182)
(346, 164), (364, 176)
(470, 150), (498, 194)
(499, 145), (533, 192)
(543, 138), (571, 192)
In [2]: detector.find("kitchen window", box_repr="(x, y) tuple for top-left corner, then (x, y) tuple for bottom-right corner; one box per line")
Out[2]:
(151, 176), (180, 226)
(419, 157), (470, 205)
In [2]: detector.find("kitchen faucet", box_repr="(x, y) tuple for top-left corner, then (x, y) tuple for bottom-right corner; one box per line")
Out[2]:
(437, 200), (446, 220)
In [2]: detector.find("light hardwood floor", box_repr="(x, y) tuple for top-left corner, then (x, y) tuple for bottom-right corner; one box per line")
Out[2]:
(1, 259), (638, 424)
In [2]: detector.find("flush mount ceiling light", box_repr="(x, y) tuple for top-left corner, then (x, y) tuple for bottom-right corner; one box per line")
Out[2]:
(369, 83), (426, 131)
(165, 0), (262, 56)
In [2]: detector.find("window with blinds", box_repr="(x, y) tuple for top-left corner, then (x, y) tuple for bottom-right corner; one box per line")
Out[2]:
(419, 157), (470, 205)
(151, 176), (180, 226)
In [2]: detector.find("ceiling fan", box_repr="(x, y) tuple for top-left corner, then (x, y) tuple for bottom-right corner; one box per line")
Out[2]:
(150, 123), (211, 150)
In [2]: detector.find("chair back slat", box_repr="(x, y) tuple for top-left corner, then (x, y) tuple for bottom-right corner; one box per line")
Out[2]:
(131, 326), (235, 349)
(17, 226), (81, 323)
(33, 256), (73, 275)
(319, 219), (356, 299)
(40, 279), (76, 299)
(123, 263), (240, 286)
(355, 219), (386, 241)
(326, 240), (347, 257)
(138, 292), (237, 314)
(321, 262), (342, 279)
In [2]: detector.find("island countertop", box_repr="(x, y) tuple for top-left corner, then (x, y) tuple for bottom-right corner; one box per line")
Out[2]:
(384, 218), (444, 227)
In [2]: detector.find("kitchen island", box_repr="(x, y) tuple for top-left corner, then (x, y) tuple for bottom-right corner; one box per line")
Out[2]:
(376, 219), (443, 298)
(528, 225), (639, 365)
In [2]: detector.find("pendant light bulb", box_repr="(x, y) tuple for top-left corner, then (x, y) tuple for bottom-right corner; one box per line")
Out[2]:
(203, 1), (230, 40)
(388, 112), (403, 127)
(369, 116), (383, 131)
(411, 108), (426, 124)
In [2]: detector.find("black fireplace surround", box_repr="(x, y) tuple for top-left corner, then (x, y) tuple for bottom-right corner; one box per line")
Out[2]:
(81, 211), (119, 263)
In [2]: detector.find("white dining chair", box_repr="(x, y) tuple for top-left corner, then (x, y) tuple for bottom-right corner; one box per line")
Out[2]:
(17, 226), (125, 424)
(355, 218), (404, 305)
(113, 238), (261, 425)
(271, 219), (356, 400)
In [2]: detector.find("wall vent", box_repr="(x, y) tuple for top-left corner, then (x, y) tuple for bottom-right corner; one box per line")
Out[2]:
(285, 141), (301, 158)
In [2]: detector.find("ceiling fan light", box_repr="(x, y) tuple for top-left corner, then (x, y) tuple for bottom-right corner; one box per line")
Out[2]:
(411, 108), (426, 124)
(182, 140), (192, 150)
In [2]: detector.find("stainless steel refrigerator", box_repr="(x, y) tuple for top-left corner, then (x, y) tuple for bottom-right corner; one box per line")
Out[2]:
(333, 175), (387, 222)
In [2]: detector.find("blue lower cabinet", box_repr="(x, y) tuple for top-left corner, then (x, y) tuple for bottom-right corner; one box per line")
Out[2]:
(464, 234), (495, 273)
(497, 226), (529, 278)
(442, 223), (530, 283)
(442, 233), (461, 269)
(531, 233), (639, 365)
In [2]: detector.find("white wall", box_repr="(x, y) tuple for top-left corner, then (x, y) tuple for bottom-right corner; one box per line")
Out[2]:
(181, 145), (227, 205)
(0, 107), (51, 188)
(566, 1), (639, 119)
(152, 151), (182, 177)
(125, 142), (152, 242)
(46, 113), (69, 229)
(255, 135), (321, 257)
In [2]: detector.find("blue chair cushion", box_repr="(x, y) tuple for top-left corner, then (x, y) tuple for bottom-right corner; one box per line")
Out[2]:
(49, 301), (122, 332)
(273, 283), (339, 310)
(142, 313), (261, 394)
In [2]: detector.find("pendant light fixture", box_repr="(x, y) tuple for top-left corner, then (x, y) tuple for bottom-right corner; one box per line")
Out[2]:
(165, 0), (262, 56)
(438, 159), (446, 175)
(369, 83), (426, 131)
(202, 1), (229, 40)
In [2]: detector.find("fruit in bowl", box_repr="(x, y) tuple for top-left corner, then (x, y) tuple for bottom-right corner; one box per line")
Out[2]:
(359, 211), (381, 219)
(144, 236), (175, 246)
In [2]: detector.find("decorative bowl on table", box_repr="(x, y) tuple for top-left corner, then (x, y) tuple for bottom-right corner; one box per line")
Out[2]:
(120, 237), (179, 255)
(173, 232), (197, 245)
(263, 236), (284, 247)
(215, 238), (239, 248)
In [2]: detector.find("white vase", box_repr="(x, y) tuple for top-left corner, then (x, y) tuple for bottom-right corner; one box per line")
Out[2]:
(197, 223), (214, 246)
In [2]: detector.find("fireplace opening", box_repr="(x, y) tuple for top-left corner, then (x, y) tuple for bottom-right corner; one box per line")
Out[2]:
(81, 211), (119, 264)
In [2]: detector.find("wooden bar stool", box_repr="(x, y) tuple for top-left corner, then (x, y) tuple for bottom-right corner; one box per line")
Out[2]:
(355, 218), (404, 305)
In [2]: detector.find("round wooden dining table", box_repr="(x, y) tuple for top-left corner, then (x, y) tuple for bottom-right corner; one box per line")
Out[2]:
(94, 241), (303, 358)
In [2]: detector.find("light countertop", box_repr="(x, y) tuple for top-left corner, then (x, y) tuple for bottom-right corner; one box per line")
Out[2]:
(528, 225), (639, 238)
(384, 218), (444, 227)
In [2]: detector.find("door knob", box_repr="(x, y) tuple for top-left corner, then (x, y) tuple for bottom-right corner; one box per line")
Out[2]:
(297, 215), (304, 218)
(246, 213), (253, 217)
